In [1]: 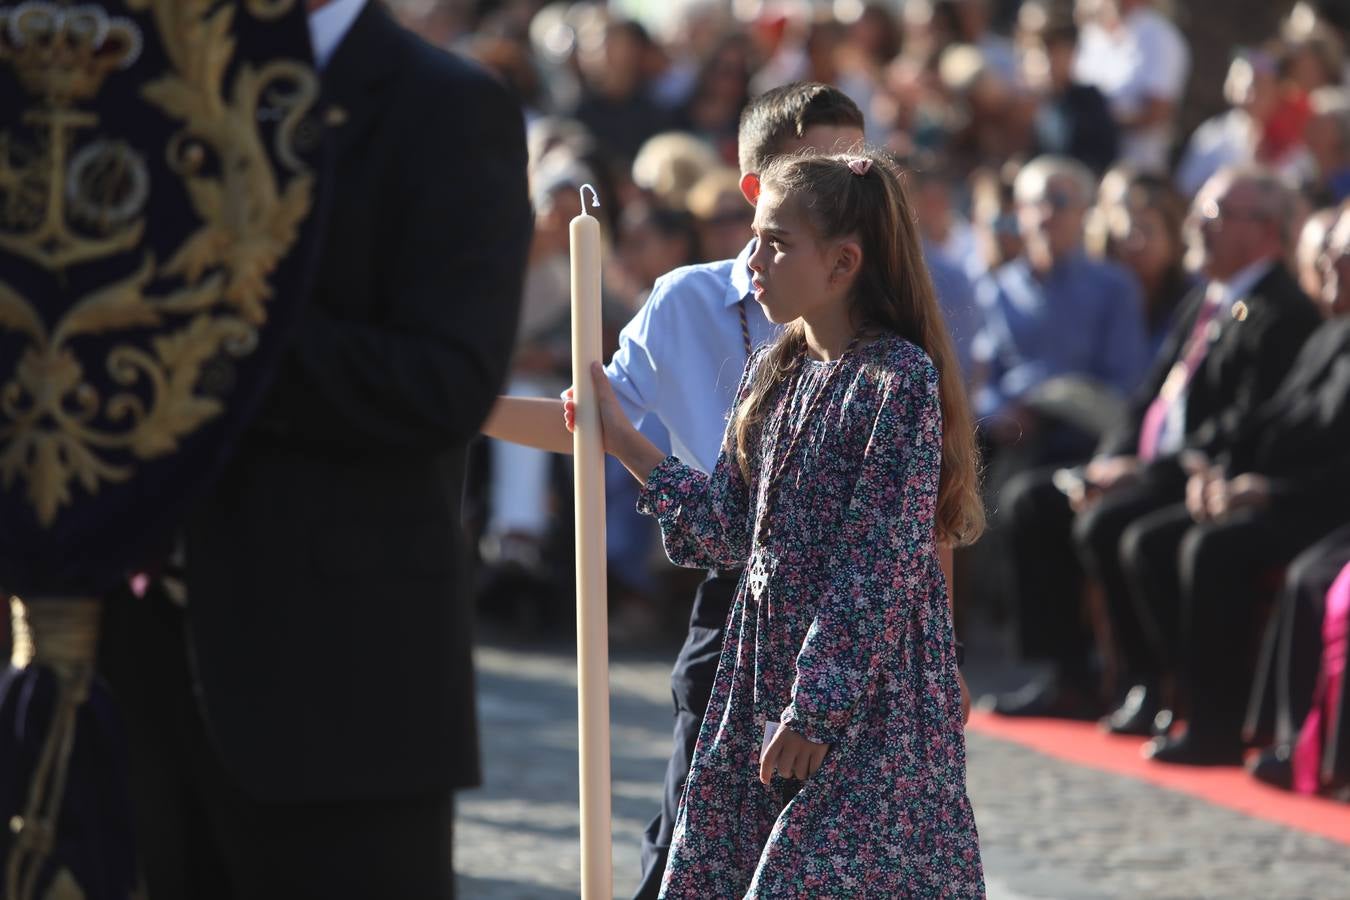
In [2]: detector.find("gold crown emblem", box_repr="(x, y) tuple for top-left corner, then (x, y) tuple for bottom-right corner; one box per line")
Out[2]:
(0, 3), (141, 106)
(0, 0), (319, 527)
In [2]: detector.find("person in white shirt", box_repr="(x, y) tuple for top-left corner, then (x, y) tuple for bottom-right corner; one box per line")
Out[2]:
(1073, 0), (1191, 172)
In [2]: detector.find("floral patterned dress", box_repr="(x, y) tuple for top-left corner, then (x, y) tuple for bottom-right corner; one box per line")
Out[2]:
(637, 334), (984, 898)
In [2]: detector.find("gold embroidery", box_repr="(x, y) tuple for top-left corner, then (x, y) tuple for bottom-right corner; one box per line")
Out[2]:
(0, 0), (316, 526)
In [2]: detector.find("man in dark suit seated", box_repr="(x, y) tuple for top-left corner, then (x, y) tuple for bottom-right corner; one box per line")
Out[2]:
(96, 2), (531, 897)
(1229, 209), (1350, 784)
(986, 167), (1322, 722)
(1118, 203), (1350, 765)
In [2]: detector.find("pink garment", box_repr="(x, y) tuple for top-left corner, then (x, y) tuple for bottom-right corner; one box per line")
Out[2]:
(1293, 562), (1350, 794)
(1138, 297), (1222, 460)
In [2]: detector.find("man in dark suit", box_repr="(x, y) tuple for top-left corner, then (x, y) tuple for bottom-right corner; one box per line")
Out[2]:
(1076, 169), (1321, 737)
(987, 167), (1321, 725)
(1246, 211), (1350, 785)
(97, 2), (531, 897)
(1124, 209), (1350, 765)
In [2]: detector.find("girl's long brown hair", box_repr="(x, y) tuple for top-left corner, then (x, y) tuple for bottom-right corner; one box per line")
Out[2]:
(732, 149), (985, 546)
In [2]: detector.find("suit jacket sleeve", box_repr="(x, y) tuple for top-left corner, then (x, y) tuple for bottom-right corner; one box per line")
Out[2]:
(259, 65), (531, 453)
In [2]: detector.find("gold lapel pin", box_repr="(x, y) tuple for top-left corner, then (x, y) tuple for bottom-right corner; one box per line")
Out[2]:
(1231, 300), (1249, 322)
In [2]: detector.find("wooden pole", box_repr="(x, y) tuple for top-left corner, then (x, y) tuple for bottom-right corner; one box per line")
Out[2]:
(569, 185), (612, 899)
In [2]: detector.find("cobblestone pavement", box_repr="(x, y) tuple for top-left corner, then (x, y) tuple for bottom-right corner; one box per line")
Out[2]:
(455, 636), (1350, 899)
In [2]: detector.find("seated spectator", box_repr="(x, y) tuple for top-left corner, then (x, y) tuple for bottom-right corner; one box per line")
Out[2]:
(1072, 0), (1190, 174)
(1295, 206), (1339, 298)
(899, 0), (963, 74)
(907, 157), (984, 381)
(971, 154), (1150, 476)
(1262, 11), (1345, 165)
(967, 162), (1024, 279)
(1300, 87), (1350, 205)
(949, 0), (1019, 84)
(646, 0), (735, 109)
(672, 33), (754, 165)
(1090, 173), (1193, 355)
(987, 167), (1322, 720)
(686, 167), (755, 264)
(1247, 206), (1350, 789)
(910, 155), (981, 274)
(615, 202), (701, 309)
(1121, 208), (1350, 765)
(835, 2), (904, 146)
(631, 131), (723, 213)
(572, 18), (676, 165)
(1071, 167), (1322, 744)
(938, 42), (1032, 174)
(1020, 8), (1120, 175)
(1174, 50), (1280, 197)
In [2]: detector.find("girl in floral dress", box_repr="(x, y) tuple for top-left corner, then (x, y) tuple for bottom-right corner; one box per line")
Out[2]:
(571, 149), (986, 897)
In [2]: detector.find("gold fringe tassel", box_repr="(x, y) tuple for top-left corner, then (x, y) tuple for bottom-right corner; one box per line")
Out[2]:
(6, 597), (100, 900)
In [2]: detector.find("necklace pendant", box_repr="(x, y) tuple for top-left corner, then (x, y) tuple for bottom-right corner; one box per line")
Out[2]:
(747, 545), (774, 605)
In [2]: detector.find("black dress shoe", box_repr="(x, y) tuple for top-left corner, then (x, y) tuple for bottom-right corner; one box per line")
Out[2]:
(1101, 684), (1159, 736)
(1143, 731), (1244, 766)
(1247, 745), (1294, 790)
(986, 678), (1102, 720)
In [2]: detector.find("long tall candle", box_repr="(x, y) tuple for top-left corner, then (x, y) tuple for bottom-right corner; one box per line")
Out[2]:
(570, 185), (612, 899)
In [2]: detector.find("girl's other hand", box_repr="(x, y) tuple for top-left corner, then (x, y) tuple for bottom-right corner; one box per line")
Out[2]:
(759, 727), (829, 785)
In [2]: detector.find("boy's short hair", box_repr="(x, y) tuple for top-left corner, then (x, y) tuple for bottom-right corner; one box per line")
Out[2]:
(736, 82), (864, 176)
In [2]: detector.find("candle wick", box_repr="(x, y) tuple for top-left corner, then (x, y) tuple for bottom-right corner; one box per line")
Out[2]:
(579, 183), (600, 214)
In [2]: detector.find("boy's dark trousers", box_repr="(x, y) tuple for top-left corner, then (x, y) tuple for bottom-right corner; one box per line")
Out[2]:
(635, 567), (739, 899)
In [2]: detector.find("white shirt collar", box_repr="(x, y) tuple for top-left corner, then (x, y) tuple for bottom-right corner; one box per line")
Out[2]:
(1209, 257), (1274, 306)
(309, 0), (367, 71)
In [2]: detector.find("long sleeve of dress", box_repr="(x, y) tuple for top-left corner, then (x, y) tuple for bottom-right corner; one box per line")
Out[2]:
(635, 353), (759, 570)
(780, 355), (944, 747)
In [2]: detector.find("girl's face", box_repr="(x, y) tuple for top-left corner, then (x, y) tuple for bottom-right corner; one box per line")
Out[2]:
(747, 187), (842, 325)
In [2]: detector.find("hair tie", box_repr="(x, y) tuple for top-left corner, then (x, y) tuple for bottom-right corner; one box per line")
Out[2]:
(847, 157), (872, 176)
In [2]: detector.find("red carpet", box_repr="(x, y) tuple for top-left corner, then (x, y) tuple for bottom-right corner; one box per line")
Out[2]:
(967, 711), (1350, 846)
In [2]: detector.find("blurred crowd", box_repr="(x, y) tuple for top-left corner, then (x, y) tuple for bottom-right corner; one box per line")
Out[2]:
(390, 0), (1350, 801)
